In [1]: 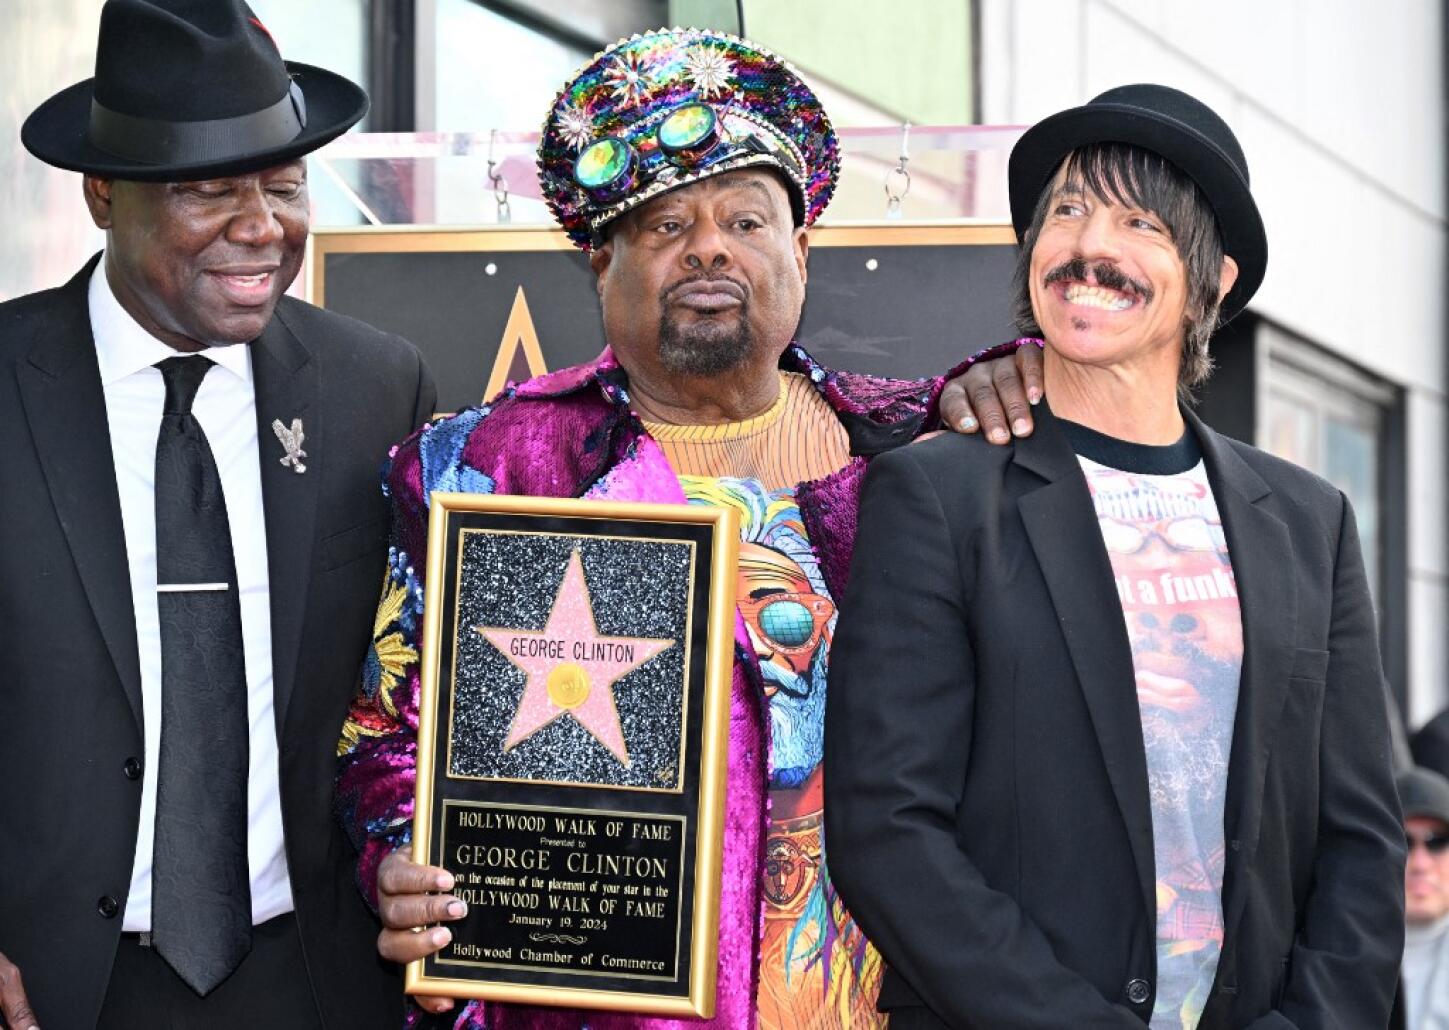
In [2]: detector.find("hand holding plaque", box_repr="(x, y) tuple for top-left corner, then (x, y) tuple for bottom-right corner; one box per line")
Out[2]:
(377, 848), (464, 959)
(408, 494), (737, 1017)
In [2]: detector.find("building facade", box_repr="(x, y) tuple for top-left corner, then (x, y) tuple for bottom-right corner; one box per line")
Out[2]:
(5, 0), (1444, 720)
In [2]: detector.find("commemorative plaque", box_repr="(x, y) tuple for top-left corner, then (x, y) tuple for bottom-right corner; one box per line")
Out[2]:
(408, 493), (739, 1016)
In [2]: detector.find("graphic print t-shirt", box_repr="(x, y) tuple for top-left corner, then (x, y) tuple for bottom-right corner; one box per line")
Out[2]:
(1064, 420), (1243, 1030)
(642, 372), (884, 1029)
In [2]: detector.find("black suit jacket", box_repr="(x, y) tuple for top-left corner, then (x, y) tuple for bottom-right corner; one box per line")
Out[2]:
(0, 257), (436, 1027)
(825, 402), (1405, 1029)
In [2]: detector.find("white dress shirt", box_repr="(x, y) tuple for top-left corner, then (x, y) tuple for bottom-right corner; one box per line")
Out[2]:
(88, 259), (293, 930)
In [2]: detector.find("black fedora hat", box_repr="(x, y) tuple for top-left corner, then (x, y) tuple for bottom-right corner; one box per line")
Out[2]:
(22, 0), (368, 181)
(1008, 83), (1267, 322)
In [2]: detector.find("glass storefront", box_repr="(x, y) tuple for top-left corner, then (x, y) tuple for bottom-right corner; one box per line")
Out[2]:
(1262, 323), (1396, 605)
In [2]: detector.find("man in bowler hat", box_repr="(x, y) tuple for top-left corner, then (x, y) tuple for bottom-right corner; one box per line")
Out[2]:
(0, 1), (434, 1026)
(827, 84), (1404, 1028)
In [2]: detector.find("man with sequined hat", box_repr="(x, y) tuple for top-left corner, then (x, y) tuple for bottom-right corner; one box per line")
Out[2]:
(336, 26), (1035, 1030)
(0, 1), (435, 1027)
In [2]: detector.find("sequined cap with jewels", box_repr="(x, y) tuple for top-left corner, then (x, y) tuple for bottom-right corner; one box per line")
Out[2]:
(538, 28), (841, 251)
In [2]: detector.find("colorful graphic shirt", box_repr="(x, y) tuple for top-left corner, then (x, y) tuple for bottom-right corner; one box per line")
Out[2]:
(1066, 421), (1243, 1030)
(643, 372), (884, 1030)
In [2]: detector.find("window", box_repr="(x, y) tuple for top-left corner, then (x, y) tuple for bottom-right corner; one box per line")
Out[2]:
(1258, 322), (1412, 730)
(1260, 323), (1399, 608)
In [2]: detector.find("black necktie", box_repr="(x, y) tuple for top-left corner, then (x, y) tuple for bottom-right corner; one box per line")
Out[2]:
(151, 355), (252, 995)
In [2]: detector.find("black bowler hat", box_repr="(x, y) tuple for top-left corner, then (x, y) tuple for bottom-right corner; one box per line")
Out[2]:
(1399, 767), (1449, 826)
(1008, 83), (1268, 322)
(21, 0), (367, 181)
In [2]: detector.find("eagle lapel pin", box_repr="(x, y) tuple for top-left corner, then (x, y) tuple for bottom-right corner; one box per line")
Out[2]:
(271, 418), (307, 473)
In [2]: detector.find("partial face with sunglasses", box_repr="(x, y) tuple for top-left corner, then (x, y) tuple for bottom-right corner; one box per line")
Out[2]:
(588, 168), (808, 418)
(1405, 816), (1449, 924)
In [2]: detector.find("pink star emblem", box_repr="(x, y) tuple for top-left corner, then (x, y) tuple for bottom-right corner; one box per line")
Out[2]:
(478, 550), (674, 766)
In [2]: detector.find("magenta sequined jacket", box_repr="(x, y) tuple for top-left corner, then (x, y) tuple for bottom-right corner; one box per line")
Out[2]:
(336, 342), (972, 1029)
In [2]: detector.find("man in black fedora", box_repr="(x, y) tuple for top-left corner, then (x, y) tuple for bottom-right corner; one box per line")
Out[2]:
(826, 84), (1404, 1028)
(0, 1), (434, 1027)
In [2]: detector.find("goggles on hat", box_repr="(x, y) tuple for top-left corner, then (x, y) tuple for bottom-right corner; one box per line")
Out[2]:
(573, 102), (800, 203)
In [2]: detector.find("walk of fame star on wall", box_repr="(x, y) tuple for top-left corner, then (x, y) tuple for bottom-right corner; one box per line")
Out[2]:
(477, 549), (675, 766)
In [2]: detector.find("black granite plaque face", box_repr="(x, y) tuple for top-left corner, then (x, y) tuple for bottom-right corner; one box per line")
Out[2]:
(317, 233), (1017, 412)
(437, 801), (685, 982)
(413, 500), (734, 1014)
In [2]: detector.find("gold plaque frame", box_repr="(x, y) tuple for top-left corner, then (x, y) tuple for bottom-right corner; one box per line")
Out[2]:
(409, 492), (739, 1017)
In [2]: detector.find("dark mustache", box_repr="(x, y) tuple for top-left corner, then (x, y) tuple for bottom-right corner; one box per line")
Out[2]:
(659, 272), (749, 303)
(1044, 259), (1154, 304)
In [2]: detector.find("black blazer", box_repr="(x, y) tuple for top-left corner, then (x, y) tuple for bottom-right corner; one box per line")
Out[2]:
(0, 258), (436, 1027)
(825, 402), (1405, 1029)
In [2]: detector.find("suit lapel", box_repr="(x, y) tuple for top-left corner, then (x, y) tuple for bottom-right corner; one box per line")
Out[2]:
(1187, 411), (1296, 944)
(17, 258), (144, 731)
(250, 306), (320, 736)
(1013, 404), (1157, 924)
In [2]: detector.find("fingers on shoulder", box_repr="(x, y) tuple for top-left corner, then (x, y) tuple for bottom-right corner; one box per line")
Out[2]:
(0, 955), (36, 1028)
(0, 952), (24, 992)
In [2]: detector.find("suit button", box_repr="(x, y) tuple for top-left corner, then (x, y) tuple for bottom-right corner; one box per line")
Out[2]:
(98, 895), (120, 919)
(123, 757), (143, 780)
(1126, 978), (1152, 1005)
